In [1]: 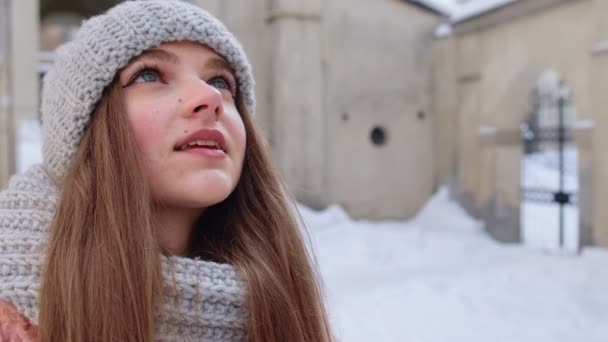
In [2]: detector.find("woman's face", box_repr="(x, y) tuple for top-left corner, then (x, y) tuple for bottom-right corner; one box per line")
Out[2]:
(119, 41), (246, 211)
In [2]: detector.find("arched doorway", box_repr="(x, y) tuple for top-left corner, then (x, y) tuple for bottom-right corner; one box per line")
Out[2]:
(520, 70), (579, 252)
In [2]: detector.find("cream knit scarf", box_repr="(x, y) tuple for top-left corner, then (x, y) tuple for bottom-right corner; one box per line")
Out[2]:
(0, 165), (248, 341)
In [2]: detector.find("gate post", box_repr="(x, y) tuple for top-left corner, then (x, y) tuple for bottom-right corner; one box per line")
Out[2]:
(572, 121), (593, 246)
(590, 0), (608, 246)
(481, 129), (522, 242)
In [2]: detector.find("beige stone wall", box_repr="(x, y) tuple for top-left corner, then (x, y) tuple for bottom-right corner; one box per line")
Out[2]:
(321, 1), (439, 219)
(0, 0), (442, 221)
(433, 0), (605, 244)
(203, 0), (440, 219)
(267, 0), (326, 207)
(190, 0), (273, 138)
(193, 0), (326, 206)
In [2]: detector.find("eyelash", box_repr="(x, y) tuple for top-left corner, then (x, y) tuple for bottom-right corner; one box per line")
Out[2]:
(124, 63), (238, 97)
(125, 63), (164, 86)
(210, 73), (238, 97)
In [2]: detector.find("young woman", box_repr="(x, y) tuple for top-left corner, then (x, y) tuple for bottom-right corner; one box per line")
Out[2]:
(0, 1), (333, 341)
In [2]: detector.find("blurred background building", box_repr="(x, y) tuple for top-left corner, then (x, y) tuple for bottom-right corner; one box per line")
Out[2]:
(1, 0), (607, 249)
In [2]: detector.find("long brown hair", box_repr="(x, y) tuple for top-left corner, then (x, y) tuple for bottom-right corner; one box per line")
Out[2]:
(39, 76), (333, 341)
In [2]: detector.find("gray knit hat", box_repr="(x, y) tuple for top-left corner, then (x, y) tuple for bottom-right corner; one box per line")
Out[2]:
(41, 0), (255, 184)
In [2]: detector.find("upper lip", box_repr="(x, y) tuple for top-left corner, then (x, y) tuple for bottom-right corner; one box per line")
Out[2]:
(174, 128), (227, 152)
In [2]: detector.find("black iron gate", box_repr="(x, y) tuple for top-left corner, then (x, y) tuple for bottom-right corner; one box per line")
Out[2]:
(521, 93), (577, 248)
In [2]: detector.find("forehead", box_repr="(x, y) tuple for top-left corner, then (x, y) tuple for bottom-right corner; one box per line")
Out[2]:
(155, 40), (223, 59)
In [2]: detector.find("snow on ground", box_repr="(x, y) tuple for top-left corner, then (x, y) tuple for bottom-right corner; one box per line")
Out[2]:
(16, 119), (43, 174)
(300, 188), (607, 342)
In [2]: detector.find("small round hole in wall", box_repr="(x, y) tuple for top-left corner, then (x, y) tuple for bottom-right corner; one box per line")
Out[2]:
(370, 126), (387, 147)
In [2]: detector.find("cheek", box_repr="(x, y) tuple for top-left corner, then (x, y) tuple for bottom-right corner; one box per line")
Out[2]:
(129, 116), (159, 154)
(236, 121), (246, 154)
(227, 110), (247, 161)
(126, 100), (171, 157)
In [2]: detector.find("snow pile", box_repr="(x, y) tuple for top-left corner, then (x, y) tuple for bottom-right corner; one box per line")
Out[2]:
(450, 0), (517, 22)
(16, 119), (43, 173)
(434, 22), (453, 38)
(419, 0), (517, 22)
(421, 0), (519, 37)
(301, 187), (608, 342)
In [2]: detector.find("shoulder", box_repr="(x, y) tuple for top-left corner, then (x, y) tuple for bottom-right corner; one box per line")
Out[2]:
(0, 300), (38, 342)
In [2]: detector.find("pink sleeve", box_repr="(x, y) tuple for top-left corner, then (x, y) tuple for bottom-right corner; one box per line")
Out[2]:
(0, 300), (38, 342)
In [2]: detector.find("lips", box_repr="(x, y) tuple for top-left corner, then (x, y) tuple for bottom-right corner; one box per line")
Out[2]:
(174, 128), (227, 153)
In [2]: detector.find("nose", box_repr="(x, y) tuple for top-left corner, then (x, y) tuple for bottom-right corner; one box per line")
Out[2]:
(180, 78), (223, 122)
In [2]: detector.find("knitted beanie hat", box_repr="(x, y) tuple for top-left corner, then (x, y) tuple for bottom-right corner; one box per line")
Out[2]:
(41, 0), (255, 185)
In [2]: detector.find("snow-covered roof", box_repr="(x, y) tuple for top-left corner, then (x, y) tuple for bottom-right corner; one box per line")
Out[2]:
(412, 0), (518, 23)
(411, 0), (520, 38)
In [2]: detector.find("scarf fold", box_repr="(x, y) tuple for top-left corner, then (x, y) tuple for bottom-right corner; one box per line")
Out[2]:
(0, 165), (248, 341)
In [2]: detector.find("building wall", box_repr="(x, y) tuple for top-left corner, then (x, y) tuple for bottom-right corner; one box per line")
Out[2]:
(205, 0), (440, 219)
(322, 0), (439, 219)
(2, 0), (441, 222)
(192, 0), (327, 207)
(190, 0), (273, 138)
(433, 0), (605, 245)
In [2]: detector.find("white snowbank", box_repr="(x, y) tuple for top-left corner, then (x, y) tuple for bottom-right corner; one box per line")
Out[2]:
(301, 187), (607, 342)
(417, 0), (518, 22)
(16, 119), (43, 173)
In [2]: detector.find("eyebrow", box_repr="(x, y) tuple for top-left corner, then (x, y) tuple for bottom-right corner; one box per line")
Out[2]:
(129, 48), (179, 65)
(126, 49), (235, 76)
(204, 57), (235, 75)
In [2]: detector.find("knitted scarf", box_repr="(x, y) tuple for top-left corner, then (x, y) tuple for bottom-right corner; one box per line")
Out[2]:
(0, 165), (248, 341)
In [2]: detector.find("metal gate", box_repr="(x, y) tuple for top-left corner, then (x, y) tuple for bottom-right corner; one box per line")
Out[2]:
(521, 88), (578, 250)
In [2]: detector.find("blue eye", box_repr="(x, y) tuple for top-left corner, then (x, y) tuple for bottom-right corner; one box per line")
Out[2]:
(133, 69), (161, 84)
(209, 77), (230, 90)
(209, 76), (236, 95)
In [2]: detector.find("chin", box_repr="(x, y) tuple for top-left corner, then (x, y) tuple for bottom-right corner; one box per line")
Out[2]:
(180, 180), (236, 207)
(153, 172), (239, 208)
(193, 192), (232, 208)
